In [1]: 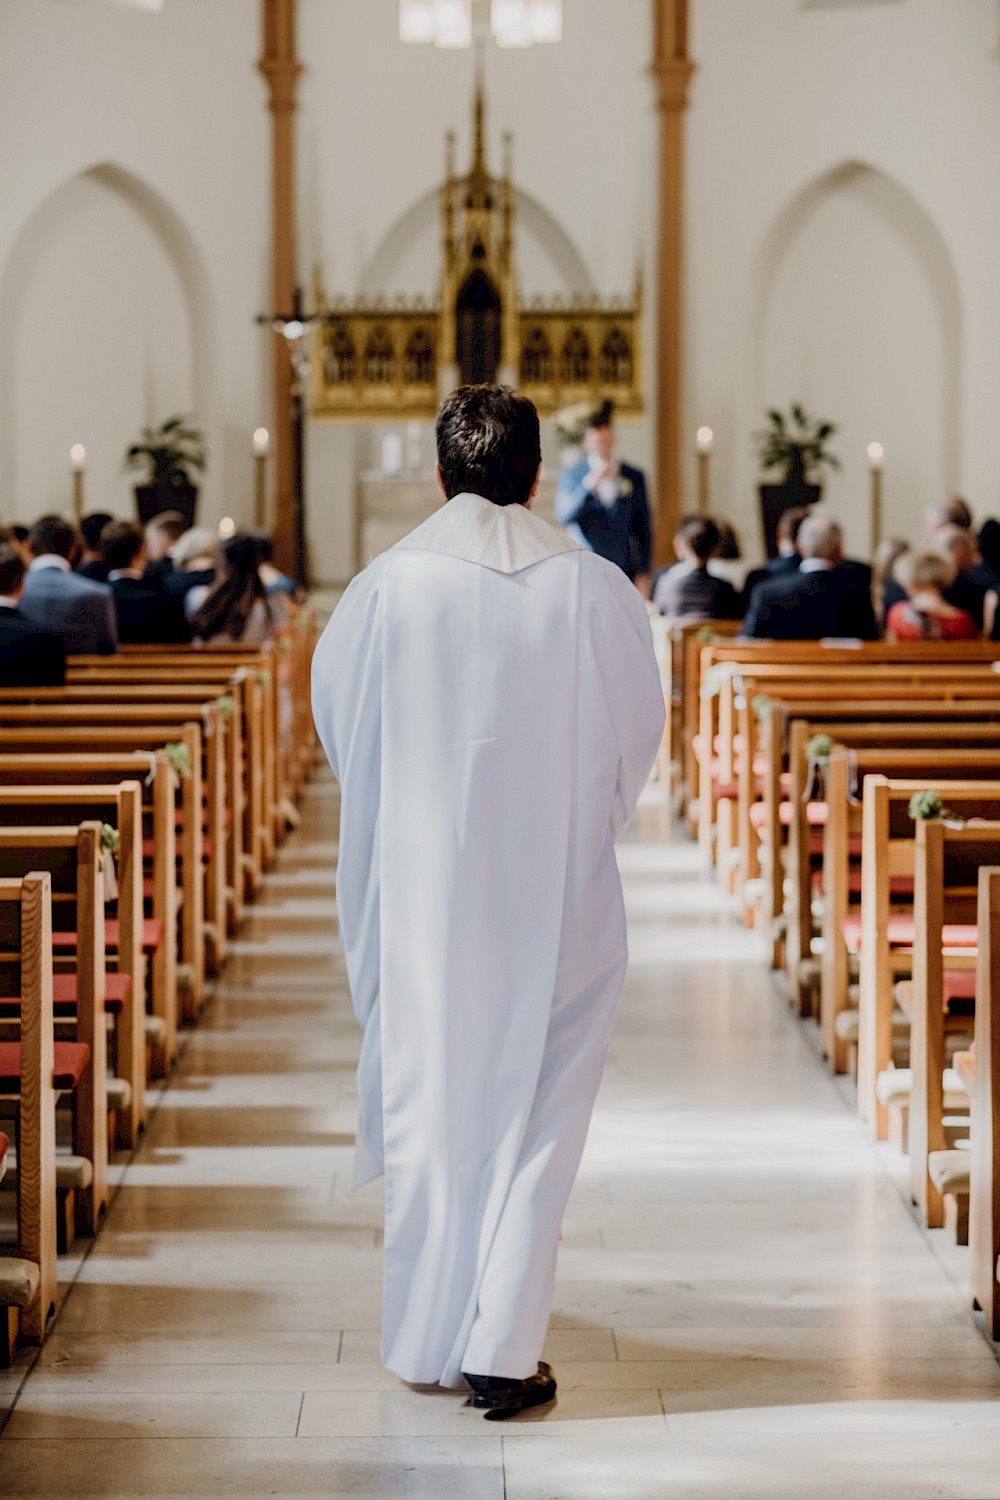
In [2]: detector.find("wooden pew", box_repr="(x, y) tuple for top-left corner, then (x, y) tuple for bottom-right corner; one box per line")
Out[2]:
(753, 695), (1000, 974)
(823, 747), (1000, 1076)
(63, 662), (270, 903)
(908, 819), (1000, 1228)
(852, 782), (1000, 1142)
(0, 694), (228, 971)
(0, 711), (218, 1014)
(0, 785), (145, 1144)
(969, 867), (1000, 1336)
(0, 873), (56, 1352)
(0, 724), (204, 1017)
(701, 662), (1000, 890)
(0, 824), (107, 1239)
(0, 753), (177, 1075)
(797, 726), (1000, 1020)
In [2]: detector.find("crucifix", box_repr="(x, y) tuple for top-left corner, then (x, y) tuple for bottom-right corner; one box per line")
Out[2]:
(256, 286), (324, 587)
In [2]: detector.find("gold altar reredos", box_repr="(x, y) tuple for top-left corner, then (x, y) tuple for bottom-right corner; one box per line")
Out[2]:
(311, 81), (643, 421)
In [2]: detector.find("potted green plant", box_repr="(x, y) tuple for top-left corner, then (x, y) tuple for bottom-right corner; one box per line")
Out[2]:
(755, 405), (839, 558)
(125, 415), (206, 528)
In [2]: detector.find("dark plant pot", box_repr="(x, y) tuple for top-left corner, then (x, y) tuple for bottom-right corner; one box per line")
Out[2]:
(759, 482), (821, 559)
(134, 483), (198, 529)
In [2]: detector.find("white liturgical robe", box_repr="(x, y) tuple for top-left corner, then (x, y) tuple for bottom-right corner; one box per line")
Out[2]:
(311, 492), (665, 1388)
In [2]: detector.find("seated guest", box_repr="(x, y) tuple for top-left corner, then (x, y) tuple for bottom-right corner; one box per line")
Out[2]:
(165, 526), (217, 598)
(253, 532), (304, 600)
(0, 542), (66, 686)
(886, 552), (978, 642)
(77, 511), (114, 581)
(972, 517), (1000, 593)
(19, 514), (117, 655)
(649, 511), (701, 604)
(707, 521), (749, 592)
(742, 514), (879, 641)
(103, 520), (190, 644)
(143, 510), (189, 588)
(653, 517), (741, 619)
(872, 537), (910, 625)
(884, 498), (979, 615)
(935, 523), (987, 630)
(742, 506), (807, 605)
(187, 531), (289, 645)
(7, 525), (33, 570)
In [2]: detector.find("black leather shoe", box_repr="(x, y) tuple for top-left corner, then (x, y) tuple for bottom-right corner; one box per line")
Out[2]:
(463, 1362), (557, 1421)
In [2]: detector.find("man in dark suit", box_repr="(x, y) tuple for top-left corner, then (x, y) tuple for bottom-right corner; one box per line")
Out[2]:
(742, 515), (879, 641)
(0, 541), (66, 686)
(20, 514), (117, 655)
(555, 402), (651, 586)
(103, 521), (190, 645)
(652, 517), (741, 619)
(77, 511), (114, 582)
(742, 506), (807, 606)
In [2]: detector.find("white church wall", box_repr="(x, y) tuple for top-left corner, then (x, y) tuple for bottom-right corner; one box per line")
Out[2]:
(3, 0), (995, 580)
(687, 0), (1000, 560)
(0, 0), (268, 531)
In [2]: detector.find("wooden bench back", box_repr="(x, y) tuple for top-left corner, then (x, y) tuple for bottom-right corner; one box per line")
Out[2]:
(0, 873), (56, 1340)
(0, 824), (107, 1231)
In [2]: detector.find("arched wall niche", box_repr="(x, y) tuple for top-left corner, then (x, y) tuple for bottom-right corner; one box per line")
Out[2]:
(0, 163), (216, 523)
(744, 160), (961, 552)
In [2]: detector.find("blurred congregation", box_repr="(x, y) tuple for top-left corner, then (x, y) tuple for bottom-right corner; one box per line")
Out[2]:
(0, 510), (301, 686)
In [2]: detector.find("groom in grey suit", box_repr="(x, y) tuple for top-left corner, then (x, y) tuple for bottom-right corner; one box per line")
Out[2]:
(20, 515), (118, 655)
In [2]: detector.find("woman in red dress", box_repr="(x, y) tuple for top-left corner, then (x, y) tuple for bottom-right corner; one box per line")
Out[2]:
(885, 551), (979, 641)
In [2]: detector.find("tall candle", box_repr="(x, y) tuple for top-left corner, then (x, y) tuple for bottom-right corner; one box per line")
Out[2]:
(70, 444), (86, 525)
(253, 428), (270, 528)
(696, 427), (713, 515)
(868, 442), (884, 555)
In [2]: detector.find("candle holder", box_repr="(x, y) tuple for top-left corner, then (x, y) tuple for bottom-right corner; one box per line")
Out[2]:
(70, 445), (86, 527)
(868, 443), (884, 557)
(695, 427), (713, 516)
(253, 429), (270, 530)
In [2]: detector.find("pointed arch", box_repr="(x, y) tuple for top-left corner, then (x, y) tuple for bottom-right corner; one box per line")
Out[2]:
(0, 163), (216, 515)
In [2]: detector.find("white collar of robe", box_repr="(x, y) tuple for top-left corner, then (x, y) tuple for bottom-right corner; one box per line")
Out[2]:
(393, 492), (579, 576)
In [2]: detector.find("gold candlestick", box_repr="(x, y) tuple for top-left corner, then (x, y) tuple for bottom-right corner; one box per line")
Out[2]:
(70, 445), (86, 526)
(253, 428), (270, 529)
(868, 443), (884, 556)
(695, 427), (713, 516)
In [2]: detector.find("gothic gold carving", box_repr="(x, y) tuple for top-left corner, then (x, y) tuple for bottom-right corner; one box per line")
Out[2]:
(312, 78), (643, 421)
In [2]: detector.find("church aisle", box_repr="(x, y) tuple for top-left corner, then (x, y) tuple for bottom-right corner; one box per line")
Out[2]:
(1, 773), (999, 1499)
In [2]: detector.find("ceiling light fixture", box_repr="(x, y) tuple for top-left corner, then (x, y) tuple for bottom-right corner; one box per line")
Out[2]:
(400, 0), (561, 49)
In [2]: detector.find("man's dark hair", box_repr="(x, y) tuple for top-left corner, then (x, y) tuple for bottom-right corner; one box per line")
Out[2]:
(586, 399), (615, 432)
(436, 384), (542, 508)
(101, 520), (144, 573)
(81, 512), (114, 552)
(0, 542), (25, 596)
(29, 514), (76, 560)
(10, 525), (28, 545)
(681, 516), (720, 563)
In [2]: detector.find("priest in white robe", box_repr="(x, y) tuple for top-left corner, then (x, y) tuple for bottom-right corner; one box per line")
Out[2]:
(312, 384), (664, 1418)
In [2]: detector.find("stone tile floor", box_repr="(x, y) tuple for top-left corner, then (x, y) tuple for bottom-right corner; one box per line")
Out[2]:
(1, 769), (998, 1498)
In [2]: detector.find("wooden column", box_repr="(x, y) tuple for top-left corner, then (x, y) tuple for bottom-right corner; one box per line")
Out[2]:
(652, 0), (695, 566)
(258, 0), (302, 578)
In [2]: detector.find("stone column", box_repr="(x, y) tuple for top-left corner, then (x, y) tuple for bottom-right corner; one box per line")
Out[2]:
(258, 0), (303, 577)
(652, 0), (695, 565)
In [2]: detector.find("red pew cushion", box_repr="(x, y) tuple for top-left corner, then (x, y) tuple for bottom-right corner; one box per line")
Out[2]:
(0, 1040), (90, 1093)
(51, 920), (164, 956)
(839, 914), (978, 952)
